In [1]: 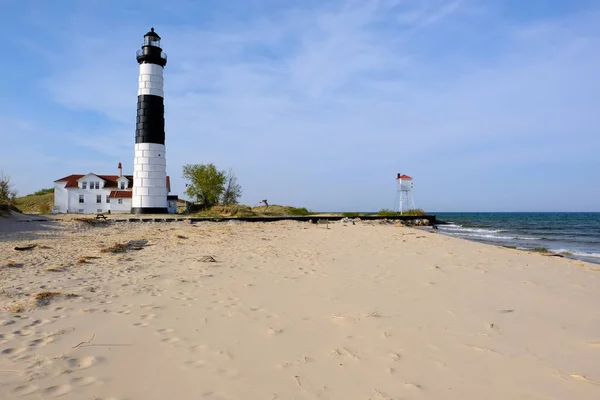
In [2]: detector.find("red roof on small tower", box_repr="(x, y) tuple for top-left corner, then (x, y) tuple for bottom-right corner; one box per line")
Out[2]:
(396, 174), (413, 180)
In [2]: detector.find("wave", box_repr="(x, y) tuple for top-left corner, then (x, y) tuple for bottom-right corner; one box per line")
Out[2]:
(442, 232), (540, 240)
(438, 226), (503, 234)
(550, 249), (600, 259)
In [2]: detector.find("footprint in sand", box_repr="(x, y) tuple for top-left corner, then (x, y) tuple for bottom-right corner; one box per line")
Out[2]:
(28, 337), (54, 348)
(2, 347), (27, 355)
(268, 327), (284, 336)
(0, 332), (15, 343)
(403, 382), (423, 390)
(570, 374), (600, 385)
(70, 376), (100, 387)
(66, 356), (102, 370)
(25, 319), (50, 328)
(156, 328), (180, 345)
(183, 359), (207, 370)
(201, 391), (231, 399)
(43, 384), (72, 397)
(133, 312), (157, 327)
(13, 329), (35, 337)
(13, 384), (38, 396)
(330, 347), (360, 360)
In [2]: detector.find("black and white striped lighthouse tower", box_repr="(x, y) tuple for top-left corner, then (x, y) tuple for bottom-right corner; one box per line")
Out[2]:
(132, 27), (168, 214)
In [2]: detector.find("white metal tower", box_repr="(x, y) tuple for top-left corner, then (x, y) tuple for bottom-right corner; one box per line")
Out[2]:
(394, 173), (415, 214)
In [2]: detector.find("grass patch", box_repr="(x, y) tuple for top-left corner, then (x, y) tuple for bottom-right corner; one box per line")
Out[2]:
(190, 210), (225, 218)
(210, 205), (257, 217)
(30, 291), (78, 307)
(189, 204), (315, 218)
(0, 203), (22, 216)
(503, 245), (517, 249)
(14, 192), (54, 214)
(377, 208), (427, 216)
(6, 303), (25, 313)
(251, 205), (314, 216)
(32, 291), (63, 306)
(33, 188), (54, 196)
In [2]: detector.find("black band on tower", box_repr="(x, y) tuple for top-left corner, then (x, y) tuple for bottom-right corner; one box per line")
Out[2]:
(131, 207), (169, 214)
(135, 95), (165, 144)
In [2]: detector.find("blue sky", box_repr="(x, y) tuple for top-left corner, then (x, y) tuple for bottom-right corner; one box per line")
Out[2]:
(1, 0), (599, 212)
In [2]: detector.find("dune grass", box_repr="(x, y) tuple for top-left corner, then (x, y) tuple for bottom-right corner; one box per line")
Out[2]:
(189, 204), (315, 218)
(14, 192), (54, 214)
(377, 208), (427, 217)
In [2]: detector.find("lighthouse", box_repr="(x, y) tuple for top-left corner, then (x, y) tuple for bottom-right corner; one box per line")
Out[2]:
(132, 27), (168, 214)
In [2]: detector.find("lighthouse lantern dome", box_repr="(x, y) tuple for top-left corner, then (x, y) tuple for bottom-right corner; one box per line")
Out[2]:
(143, 27), (161, 48)
(136, 27), (167, 66)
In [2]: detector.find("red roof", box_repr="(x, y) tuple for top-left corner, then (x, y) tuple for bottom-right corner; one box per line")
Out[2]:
(109, 191), (133, 198)
(396, 174), (413, 180)
(55, 174), (170, 189)
(54, 174), (84, 188)
(54, 174), (132, 188)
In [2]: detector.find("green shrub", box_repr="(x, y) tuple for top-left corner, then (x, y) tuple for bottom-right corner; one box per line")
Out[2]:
(286, 207), (312, 216)
(33, 188), (54, 196)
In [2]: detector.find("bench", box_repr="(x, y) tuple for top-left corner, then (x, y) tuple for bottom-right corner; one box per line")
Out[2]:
(95, 214), (107, 220)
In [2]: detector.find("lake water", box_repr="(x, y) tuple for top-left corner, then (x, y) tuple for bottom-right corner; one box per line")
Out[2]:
(434, 212), (600, 265)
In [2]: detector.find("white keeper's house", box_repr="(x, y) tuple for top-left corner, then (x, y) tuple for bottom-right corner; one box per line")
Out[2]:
(53, 163), (178, 214)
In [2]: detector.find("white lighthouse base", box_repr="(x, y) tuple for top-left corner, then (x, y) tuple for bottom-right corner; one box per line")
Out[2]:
(132, 143), (168, 214)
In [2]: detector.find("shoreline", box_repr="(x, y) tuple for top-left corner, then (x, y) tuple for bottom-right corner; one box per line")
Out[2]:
(5, 212), (598, 265)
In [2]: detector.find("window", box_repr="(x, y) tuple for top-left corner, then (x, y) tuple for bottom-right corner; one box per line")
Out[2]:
(78, 209), (84, 213)
(96, 195), (102, 203)
(120, 182), (126, 189)
(82, 182), (87, 189)
(94, 182), (100, 189)
(97, 209), (103, 213)
(106, 195), (110, 203)
(118, 199), (123, 204)
(79, 195), (84, 203)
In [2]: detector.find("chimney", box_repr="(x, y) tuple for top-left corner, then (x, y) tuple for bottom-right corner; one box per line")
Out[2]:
(118, 162), (123, 177)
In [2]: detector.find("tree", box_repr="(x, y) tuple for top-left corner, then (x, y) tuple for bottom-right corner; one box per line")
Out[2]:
(183, 163), (227, 209)
(221, 168), (242, 205)
(0, 172), (17, 204)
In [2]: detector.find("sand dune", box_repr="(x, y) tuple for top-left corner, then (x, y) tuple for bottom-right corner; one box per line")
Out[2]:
(0, 218), (598, 399)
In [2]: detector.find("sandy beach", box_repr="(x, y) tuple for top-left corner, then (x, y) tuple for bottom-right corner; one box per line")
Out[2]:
(0, 217), (599, 399)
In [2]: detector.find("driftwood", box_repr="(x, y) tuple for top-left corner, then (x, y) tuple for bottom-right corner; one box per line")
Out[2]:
(14, 244), (36, 251)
